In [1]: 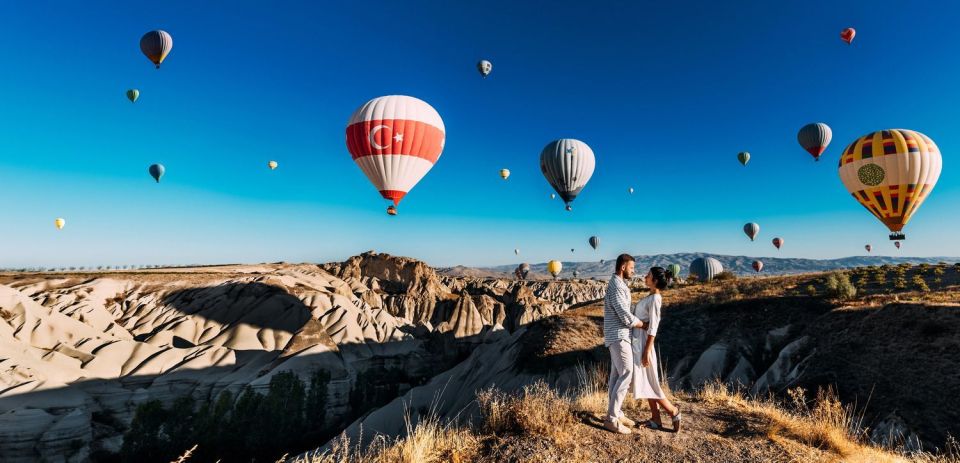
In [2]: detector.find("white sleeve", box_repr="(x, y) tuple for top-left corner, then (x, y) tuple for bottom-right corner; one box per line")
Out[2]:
(647, 296), (662, 337)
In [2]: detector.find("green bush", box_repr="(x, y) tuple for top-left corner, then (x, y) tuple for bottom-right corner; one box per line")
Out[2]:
(805, 285), (817, 297)
(121, 369), (331, 463)
(872, 271), (887, 285)
(824, 272), (857, 300)
(894, 277), (908, 290)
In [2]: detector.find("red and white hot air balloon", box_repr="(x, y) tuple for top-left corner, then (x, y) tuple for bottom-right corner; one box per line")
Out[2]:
(346, 95), (445, 215)
(840, 28), (856, 45)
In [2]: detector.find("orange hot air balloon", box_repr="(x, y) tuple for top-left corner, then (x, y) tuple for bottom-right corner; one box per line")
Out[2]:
(840, 28), (856, 44)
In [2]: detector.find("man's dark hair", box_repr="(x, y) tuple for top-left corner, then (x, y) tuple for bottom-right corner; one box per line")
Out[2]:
(615, 254), (635, 273)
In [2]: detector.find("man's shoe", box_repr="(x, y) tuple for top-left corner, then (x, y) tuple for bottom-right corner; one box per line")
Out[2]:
(604, 418), (632, 434)
(618, 416), (636, 427)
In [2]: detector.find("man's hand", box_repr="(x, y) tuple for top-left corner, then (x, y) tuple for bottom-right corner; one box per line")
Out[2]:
(633, 320), (646, 329)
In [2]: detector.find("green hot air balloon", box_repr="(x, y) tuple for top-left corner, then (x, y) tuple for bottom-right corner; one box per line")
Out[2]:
(149, 163), (165, 183)
(737, 151), (750, 166)
(126, 89), (140, 103)
(667, 264), (681, 279)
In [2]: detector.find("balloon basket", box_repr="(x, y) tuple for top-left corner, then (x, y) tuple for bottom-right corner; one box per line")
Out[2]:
(889, 233), (905, 241)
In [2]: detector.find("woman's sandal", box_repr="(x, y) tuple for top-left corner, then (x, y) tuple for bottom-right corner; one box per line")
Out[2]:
(671, 410), (682, 432)
(645, 420), (663, 430)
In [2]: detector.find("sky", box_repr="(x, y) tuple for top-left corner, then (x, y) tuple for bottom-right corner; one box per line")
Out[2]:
(1, 0), (958, 269)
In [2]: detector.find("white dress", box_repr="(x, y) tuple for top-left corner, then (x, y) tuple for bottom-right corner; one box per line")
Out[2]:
(631, 293), (666, 399)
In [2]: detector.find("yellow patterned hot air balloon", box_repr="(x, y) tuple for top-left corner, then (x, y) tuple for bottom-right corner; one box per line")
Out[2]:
(268, 160), (278, 170)
(54, 218), (65, 230)
(838, 129), (942, 241)
(547, 260), (562, 279)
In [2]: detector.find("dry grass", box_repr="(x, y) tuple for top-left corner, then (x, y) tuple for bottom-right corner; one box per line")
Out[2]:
(477, 381), (576, 446)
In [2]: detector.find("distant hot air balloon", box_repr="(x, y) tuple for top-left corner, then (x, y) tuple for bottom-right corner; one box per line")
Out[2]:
(737, 151), (750, 166)
(570, 248), (575, 253)
(573, 269), (579, 278)
(838, 129), (942, 241)
(140, 30), (173, 69)
(477, 59), (492, 78)
(547, 260), (562, 279)
(589, 236), (599, 250)
(772, 237), (784, 250)
(865, 244), (872, 253)
(54, 218), (65, 230)
(346, 95), (445, 215)
(895, 241), (901, 250)
(514, 248), (519, 255)
(500, 168), (510, 180)
(518, 263), (530, 279)
(628, 187), (634, 194)
(126, 89), (139, 103)
(550, 193), (556, 200)
(600, 259), (606, 264)
(387, 205), (398, 216)
(743, 223), (760, 241)
(840, 28), (856, 45)
(798, 123), (833, 161)
(148, 163), (165, 183)
(667, 263), (682, 280)
(752, 260), (764, 273)
(690, 257), (723, 282)
(268, 160), (278, 170)
(540, 139), (596, 211)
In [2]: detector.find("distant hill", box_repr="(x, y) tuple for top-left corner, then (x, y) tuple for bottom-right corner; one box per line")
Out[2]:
(457, 253), (960, 280)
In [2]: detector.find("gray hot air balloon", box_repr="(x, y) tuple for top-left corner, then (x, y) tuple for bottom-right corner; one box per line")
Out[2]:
(540, 139), (596, 211)
(477, 59), (492, 78)
(573, 269), (579, 278)
(140, 30), (173, 69)
(689, 257), (723, 282)
(743, 222), (760, 241)
(149, 163), (165, 183)
(797, 122), (832, 161)
(516, 263), (530, 280)
(589, 236), (599, 250)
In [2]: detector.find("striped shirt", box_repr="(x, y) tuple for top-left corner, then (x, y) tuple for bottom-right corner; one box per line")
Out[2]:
(604, 274), (639, 346)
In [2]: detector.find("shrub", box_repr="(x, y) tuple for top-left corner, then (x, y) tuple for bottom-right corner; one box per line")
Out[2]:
(805, 285), (817, 297)
(894, 277), (908, 290)
(872, 271), (887, 285)
(912, 275), (930, 292)
(713, 271), (737, 282)
(477, 381), (575, 445)
(824, 272), (857, 300)
(933, 267), (946, 277)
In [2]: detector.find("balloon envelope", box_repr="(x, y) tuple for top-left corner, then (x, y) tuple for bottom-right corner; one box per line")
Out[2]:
(547, 260), (562, 277)
(667, 264), (681, 278)
(838, 129), (941, 240)
(752, 260), (764, 273)
(477, 59), (492, 77)
(628, 187), (634, 194)
(690, 257), (723, 282)
(589, 236), (599, 250)
(268, 160), (278, 170)
(140, 30), (173, 68)
(737, 151), (750, 166)
(148, 163), (165, 183)
(841, 28), (856, 44)
(772, 237), (783, 250)
(514, 248), (519, 255)
(54, 218), (65, 230)
(743, 223), (760, 241)
(500, 168), (510, 180)
(126, 89), (139, 103)
(346, 95), (445, 211)
(895, 241), (901, 249)
(798, 123), (832, 161)
(865, 244), (872, 253)
(540, 139), (596, 210)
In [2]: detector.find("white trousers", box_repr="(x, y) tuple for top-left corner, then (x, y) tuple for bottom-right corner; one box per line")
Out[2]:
(607, 340), (634, 421)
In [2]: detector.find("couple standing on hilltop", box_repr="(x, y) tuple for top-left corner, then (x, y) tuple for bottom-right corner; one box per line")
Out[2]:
(603, 253), (682, 434)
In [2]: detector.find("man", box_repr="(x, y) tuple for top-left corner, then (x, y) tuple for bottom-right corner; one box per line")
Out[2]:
(604, 253), (647, 434)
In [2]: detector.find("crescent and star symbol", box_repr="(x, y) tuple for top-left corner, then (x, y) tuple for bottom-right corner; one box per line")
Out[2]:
(368, 125), (404, 150)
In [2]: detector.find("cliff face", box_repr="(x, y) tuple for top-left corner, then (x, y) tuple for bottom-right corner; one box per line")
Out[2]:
(0, 253), (606, 462)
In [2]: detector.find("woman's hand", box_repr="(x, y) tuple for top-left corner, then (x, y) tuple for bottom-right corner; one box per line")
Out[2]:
(641, 350), (652, 368)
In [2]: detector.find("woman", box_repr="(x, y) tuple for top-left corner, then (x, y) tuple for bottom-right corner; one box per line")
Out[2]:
(631, 267), (682, 431)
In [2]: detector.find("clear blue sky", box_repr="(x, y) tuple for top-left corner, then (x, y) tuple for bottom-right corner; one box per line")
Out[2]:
(1, 0), (958, 268)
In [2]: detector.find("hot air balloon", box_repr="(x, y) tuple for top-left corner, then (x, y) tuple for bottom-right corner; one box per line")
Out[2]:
(895, 241), (901, 250)
(600, 259), (606, 264)
(798, 123), (832, 161)
(570, 248), (575, 253)
(387, 205), (398, 216)
(573, 270), (579, 278)
(752, 260), (764, 273)
(737, 151), (750, 166)
(477, 59), (492, 78)
(126, 89), (139, 103)
(54, 218), (65, 230)
(772, 237), (784, 250)
(514, 248), (519, 255)
(838, 129), (942, 241)
(148, 163), (165, 183)
(140, 30), (173, 69)
(500, 169), (510, 180)
(667, 263), (682, 280)
(690, 257), (723, 282)
(547, 260), (562, 279)
(346, 95), (445, 215)
(550, 193), (556, 200)
(589, 236), (599, 250)
(540, 139), (596, 211)
(743, 223), (760, 241)
(628, 187), (634, 194)
(840, 28), (856, 45)
(518, 263), (530, 279)
(268, 160), (278, 170)
(865, 244), (872, 253)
